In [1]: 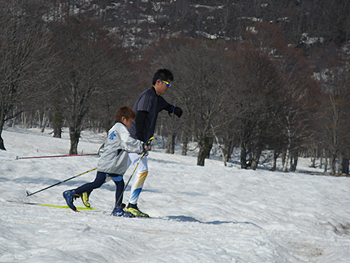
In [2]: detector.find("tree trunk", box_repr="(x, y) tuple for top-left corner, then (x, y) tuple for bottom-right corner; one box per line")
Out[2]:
(342, 158), (349, 174)
(271, 150), (279, 171)
(310, 148), (316, 168)
(166, 133), (176, 154)
(338, 153), (343, 175)
(197, 137), (206, 166)
(205, 136), (213, 159)
(250, 147), (262, 170)
(322, 149), (328, 173)
(324, 157), (328, 173)
(283, 149), (290, 172)
(197, 135), (212, 166)
(290, 150), (298, 172)
(223, 139), (234, 166)
(0, 135), (5, 150)
(69, 127), (80, 155)
(281, 150), (287, 171)
(39, 110), (45, 129)
(53, 107), (63, 138)
(240, 143), (248, 169)
(182, 136), (188, 156)
(0, 121), (6, 150)
(40, 117), (48, 133)
(310, 156), (316, 168)
(330, 153), (336, 175)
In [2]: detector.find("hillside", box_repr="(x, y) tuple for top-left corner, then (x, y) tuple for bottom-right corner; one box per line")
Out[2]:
(63, 0), (349, 55)
(1, 127), (350, 262)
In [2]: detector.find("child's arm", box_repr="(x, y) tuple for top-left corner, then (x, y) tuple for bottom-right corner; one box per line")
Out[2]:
(119, 124), (145, 154)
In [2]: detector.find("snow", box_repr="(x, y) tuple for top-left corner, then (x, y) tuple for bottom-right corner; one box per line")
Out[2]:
(1, 127), (350, 262)
(300, 33), (325, 46)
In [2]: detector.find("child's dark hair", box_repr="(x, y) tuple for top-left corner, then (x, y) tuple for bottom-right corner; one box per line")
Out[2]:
(152, 69), (174, 85)
(114, 106), (135, 123)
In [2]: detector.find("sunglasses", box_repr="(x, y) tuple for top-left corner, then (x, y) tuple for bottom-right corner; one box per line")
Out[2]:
(160, 80), (171, 88)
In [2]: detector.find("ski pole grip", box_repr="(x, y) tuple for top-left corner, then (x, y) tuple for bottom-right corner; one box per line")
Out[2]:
(146, 137), (155, 146)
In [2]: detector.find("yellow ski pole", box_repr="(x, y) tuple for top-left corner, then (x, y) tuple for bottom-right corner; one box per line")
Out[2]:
(112, 137), (155, 213)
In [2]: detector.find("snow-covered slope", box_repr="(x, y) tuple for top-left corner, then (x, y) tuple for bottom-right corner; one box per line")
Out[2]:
(1, 127), (350, 262)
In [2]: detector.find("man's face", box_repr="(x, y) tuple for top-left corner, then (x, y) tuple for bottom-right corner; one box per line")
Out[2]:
(154, 79), (171, 96)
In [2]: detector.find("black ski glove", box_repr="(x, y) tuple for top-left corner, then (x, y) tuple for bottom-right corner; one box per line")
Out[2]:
(166, 105), (183, 118)
(173, 106), (183, 118)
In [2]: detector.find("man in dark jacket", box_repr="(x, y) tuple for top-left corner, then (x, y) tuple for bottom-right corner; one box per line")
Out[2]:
(126, 69), (182, 217)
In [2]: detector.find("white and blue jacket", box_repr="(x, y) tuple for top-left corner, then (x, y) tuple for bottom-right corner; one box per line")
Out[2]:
(97, 122), (144, 175)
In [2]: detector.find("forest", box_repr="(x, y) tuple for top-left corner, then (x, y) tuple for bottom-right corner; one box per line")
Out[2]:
(0, 0), (349, 174)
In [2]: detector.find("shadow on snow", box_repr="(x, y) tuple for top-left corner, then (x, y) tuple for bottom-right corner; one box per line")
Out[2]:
(165, 215), (262, 229)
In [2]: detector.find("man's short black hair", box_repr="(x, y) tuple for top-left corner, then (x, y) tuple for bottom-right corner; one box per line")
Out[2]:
(152, 69), (174, 85)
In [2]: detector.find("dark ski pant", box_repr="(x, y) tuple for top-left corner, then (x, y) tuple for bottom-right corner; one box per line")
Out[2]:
(74, 171), (124, 207)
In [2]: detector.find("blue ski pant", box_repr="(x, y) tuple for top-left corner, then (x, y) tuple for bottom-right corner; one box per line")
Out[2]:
(74, 171), (124, 206)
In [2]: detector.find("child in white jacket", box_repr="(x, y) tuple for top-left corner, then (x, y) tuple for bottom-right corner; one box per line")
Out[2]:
(63, 106), (147, 217)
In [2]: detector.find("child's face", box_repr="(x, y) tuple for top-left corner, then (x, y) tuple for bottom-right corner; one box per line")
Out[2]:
(121, 117), (134, 129)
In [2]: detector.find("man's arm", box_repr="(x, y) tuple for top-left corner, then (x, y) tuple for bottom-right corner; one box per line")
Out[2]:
(164, 104), (183, 118)
(135, 110), (148, 142)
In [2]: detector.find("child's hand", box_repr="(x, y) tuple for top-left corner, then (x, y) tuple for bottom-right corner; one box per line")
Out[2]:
(145, 145), (151, 151)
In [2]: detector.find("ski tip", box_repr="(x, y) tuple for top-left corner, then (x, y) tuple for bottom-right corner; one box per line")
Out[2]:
(26, 190), (31, 196)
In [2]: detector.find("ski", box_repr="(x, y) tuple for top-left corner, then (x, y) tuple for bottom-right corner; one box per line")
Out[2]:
(7, 200), (98, 211)
(25, 202), (96, 210)
(7, 200), (161, 219)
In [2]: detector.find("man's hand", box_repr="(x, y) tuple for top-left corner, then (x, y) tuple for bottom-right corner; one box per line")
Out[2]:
(174, 107), (183, 118)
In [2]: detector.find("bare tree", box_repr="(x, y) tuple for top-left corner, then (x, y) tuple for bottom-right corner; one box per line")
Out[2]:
(231, 43), (281, 170)
(48, 16), (128, 154)
(0, 0), (51, 150)
(163, 42), (231, 166)
(241, 22), (320, 171)
(317, 53), (350, 175)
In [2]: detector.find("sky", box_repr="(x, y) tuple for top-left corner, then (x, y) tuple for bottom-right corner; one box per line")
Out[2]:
(1, 126), (350, 262)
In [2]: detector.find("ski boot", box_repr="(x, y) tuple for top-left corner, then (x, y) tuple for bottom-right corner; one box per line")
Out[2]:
(125, 203), (149, 218)
(63, 190), (77, 211)
(81, 192), (90, 207)
(112, 204), (134, 217)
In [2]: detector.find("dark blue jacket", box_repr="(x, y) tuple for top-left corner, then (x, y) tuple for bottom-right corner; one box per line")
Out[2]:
(129, 87), (171, 142)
